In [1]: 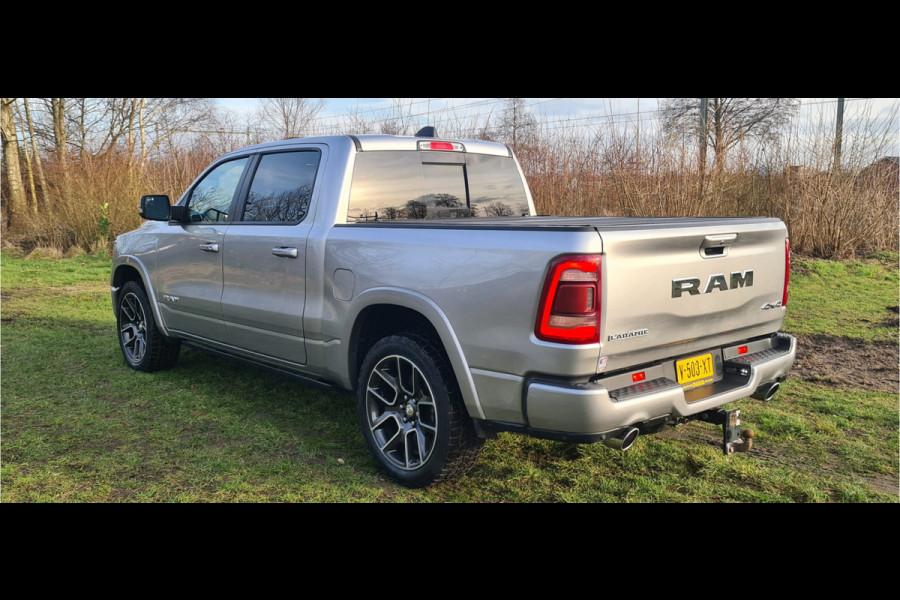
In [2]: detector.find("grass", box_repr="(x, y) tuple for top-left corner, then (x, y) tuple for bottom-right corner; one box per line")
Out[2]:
(1, 252), (897, 502)
(784, 253), (899, 343)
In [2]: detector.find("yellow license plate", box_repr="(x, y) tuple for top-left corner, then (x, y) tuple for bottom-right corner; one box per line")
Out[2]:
(676, 353), (715, 389)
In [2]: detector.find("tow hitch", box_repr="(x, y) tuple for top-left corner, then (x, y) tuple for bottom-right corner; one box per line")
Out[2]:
(698, 408), (753, 455)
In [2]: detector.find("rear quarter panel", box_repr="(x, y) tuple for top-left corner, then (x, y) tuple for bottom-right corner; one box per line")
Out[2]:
(320, 225), (604, 420)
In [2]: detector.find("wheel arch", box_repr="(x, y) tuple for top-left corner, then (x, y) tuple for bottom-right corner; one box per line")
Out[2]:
(111, 256), (169, 336)
(344, 288), (485, 420)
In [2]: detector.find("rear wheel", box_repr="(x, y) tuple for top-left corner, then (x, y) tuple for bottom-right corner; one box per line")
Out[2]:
(117, 280), (180, 372)
(357, 334), (483, 487)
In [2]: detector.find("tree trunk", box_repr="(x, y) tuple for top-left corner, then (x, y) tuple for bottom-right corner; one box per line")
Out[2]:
(712, 100), (727, 174)
(23, 98), (49, 210)
(78, 98), (87, 160)
(138, 98), (147, 171)
(51, 97), (68, 169)
(13, 100), (37, 214)
(1, 98), (27, 230)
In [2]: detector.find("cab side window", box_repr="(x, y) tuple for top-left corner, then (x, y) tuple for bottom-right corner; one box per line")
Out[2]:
(187, 157), (249, 223)
(241, 151), (321, 223)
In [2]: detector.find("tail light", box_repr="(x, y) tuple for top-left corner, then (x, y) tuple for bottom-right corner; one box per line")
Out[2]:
(783, 239), (790, 307)
(535, 255), (602, 344)
(417, 141), (464, 152)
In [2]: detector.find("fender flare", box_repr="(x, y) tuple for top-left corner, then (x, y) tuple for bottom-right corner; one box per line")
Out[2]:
(111, 255), (170, 337)
(342, 287), (485, 420)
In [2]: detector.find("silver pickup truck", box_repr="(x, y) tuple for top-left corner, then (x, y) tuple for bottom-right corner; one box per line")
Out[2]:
(111, 129), (796, 487)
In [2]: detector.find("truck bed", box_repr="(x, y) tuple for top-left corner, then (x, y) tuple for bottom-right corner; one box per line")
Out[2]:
(342, 215), (782, 231)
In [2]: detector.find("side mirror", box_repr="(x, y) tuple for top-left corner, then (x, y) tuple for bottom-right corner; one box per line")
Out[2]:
(139, 195), (171, 221)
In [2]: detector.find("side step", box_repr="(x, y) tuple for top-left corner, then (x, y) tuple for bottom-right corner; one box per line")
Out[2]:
(182, 341), (337, 391)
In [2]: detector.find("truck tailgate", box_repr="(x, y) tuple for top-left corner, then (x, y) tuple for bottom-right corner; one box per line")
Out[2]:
(595, 218), (788, 372)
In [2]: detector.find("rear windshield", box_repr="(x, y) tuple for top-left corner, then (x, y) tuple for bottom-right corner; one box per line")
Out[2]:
(348, 151), (529, 222)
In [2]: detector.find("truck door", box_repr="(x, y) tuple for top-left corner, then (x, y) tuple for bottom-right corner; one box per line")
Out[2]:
(220, 148), (324, 366)
(155, 156), (250, 343)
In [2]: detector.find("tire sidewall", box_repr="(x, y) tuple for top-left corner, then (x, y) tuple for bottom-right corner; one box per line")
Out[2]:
(357, 336), (454, 487)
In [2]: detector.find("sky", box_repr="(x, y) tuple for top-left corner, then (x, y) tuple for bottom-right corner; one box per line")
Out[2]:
(218, 97), (898, 126)
(218, 98), (899, 156)
(219, 97), (642, 120)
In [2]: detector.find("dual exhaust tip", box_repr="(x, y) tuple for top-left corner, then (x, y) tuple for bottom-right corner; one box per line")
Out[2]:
(752, 381), (781, 402)
(603, 427), (640, 451)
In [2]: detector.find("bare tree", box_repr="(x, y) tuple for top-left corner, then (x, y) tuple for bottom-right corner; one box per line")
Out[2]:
(22, 98), (49, 209)
(50, 98), (68, 168)
(51, 98), (215, 161)
(379, 119), (404, 135)
(405, 199), (428, 219)
(13, 100), (37, 214)
(661, 98), (799, 171)
(258, 98), (325, 139)
(497, 98), (538, 152)
(433, 193), (463, 208)
(485, 201), (515, 217)
(381, 206), (404, 220)
(1, 98), (26, 229)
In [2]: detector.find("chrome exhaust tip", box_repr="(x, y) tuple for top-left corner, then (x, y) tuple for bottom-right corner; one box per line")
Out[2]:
(603, 427), (640, 451)
(752, 381), (780, 402)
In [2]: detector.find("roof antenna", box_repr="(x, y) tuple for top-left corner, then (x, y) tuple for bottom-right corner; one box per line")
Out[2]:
(415, 126), (437, 138)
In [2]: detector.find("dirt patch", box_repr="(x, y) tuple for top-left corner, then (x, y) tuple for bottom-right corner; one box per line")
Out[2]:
(2, 230), (78, 254)
(1, 283), (104, 303)
(656, 420), (722, 448)
(791, 262), (811, 277)
(862, 474), (899, 497)
(0, 291), (14, 322)
(792, 334), (899, 394)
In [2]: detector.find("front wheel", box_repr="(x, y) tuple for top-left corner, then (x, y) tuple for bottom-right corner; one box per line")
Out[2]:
(117, 280), (180, 372)
(357, 334), (483, 487)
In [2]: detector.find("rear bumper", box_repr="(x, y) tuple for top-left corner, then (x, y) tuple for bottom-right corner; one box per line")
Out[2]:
(519, 333), (796, 440)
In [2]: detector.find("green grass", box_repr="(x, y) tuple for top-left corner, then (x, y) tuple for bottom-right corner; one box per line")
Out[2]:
(1, 252), (897, 502)
(784, 253), (899, 343)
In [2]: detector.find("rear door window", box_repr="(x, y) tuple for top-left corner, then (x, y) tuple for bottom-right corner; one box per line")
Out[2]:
(240, 150), (321, 223)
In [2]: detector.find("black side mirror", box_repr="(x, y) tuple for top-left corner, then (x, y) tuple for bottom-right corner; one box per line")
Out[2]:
(139, 195), (171, 221)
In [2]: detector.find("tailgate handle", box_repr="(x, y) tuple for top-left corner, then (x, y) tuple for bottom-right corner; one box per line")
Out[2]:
(701, 234), (737, 258)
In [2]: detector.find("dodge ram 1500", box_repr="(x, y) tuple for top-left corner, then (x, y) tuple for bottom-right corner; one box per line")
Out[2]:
(112, 129), (796, 487)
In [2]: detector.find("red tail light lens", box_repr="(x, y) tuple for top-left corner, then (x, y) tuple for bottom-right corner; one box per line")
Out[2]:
(535, 255), (602, 344)
(783, 239), (790, 307)
(417, 141), (463, 152)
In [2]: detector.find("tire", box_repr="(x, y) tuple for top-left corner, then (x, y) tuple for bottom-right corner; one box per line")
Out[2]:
(116, 280), (180, 372)
(357, 334), (484, 488)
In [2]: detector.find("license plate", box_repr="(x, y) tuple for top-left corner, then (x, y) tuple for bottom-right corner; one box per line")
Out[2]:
(676, 353), (715, 389)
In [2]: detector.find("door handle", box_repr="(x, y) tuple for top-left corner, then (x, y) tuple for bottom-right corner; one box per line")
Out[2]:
(199, 243), (219, 253)
(272, 247), (299, 259)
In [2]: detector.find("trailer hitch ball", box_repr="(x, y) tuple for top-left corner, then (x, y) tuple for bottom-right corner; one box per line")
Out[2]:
(732, 428), (754, 453)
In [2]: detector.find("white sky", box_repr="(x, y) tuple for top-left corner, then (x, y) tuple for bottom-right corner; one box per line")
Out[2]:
(218, 98), (898, 156)
(219, 97), (898, 124)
